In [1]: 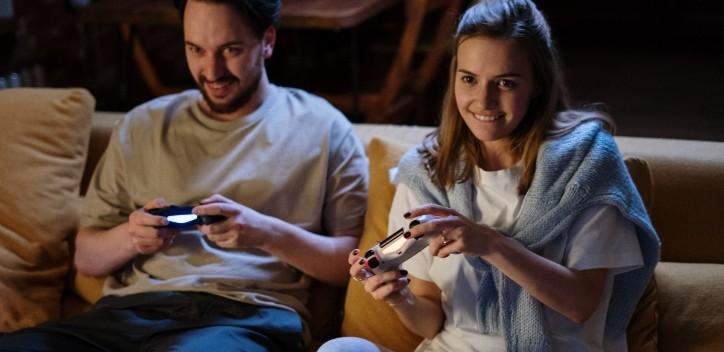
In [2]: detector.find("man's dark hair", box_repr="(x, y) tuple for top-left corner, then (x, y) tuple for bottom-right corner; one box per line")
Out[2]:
(175, 0), (281, 38)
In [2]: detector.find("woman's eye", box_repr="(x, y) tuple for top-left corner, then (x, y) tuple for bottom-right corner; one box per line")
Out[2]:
(460, 75), (475, 85)
(497, 79), (518, 90)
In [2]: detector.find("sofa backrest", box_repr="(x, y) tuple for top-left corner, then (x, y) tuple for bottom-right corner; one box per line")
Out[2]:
(617, 137), (724, 264)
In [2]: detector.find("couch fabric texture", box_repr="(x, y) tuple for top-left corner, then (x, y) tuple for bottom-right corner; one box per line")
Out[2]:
(0, 88), (722, 352)
(0, 88), (94, 331)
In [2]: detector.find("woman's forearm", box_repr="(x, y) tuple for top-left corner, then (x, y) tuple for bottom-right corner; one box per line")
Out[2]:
(484, 236), (607, 323)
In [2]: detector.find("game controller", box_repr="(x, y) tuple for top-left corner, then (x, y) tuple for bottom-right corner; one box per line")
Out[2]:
(147, 205), (226, 229)
(363, 215), (436, 274)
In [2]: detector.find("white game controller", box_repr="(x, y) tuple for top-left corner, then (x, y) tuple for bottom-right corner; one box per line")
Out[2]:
(363, 215), (435, 274)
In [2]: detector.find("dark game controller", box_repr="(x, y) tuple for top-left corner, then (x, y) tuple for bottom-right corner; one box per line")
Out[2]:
(148, 205), (226, 229)
(363, 215), (435, 274)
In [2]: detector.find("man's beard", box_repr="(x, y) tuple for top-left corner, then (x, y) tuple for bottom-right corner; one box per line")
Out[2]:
(198, 70), (262, 114)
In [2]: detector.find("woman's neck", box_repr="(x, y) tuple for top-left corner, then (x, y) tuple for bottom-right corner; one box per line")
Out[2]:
(478, 139), (519, 171)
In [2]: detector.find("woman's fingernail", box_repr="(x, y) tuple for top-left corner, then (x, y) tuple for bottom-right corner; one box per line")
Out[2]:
(403, 232), (411, 238)
(358, 258), (366, 265)
(400, 269), (408, 276)
(403, 212), (411, 218)
(352, 249), (359, 255)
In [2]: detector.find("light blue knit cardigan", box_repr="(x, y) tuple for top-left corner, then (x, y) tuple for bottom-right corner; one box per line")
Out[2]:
(394, 121), (661, 351)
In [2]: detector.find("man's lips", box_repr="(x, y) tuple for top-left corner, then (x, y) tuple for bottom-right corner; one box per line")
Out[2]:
(204, 79), (235, 98)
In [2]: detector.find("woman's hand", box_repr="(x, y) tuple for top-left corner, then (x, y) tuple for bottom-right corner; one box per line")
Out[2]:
(405, 204), (503, 258)
(348, 249), (412, 306)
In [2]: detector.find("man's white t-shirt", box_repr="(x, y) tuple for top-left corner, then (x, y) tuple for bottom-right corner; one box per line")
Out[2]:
(388, 165), (644, 352)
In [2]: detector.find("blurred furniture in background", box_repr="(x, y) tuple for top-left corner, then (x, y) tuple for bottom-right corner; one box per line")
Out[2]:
(78, 0), (462, 123)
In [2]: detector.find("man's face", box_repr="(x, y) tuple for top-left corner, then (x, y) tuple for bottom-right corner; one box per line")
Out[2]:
(183, 0), (275, 117)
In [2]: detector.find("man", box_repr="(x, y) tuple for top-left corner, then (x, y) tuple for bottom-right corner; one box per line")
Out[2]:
(0, 0), (367, 350)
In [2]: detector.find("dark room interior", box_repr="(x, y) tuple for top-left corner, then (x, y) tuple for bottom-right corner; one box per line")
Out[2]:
(2, 1), (724, 351)
(1, 0), (723, 140)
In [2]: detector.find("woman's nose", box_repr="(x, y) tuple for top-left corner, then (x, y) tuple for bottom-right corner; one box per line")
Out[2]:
(479, 84), (499, 110)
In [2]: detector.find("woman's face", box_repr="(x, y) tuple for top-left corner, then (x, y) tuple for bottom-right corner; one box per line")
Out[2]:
(454, 37), (537, 147)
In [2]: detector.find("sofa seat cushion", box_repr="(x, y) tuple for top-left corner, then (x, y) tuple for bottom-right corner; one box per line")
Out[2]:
(0, 88), (94, 331)
(655, 261), (724, 352)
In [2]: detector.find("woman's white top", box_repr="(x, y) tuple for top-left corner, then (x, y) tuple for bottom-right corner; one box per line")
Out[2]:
(389, 165), (644, 352)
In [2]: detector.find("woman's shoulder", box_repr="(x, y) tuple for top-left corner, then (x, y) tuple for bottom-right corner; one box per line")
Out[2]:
(394, 144), (432, 185)
(543, 119), (616, 157)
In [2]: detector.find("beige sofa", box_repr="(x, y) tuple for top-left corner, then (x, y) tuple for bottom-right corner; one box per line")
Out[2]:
(1, 88), (722, 351)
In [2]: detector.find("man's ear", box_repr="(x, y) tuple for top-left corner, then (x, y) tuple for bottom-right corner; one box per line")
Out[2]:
(262, 26), (276, 59)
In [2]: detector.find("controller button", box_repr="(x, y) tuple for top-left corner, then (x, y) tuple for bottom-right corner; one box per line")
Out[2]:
(367, 257), (380, 269)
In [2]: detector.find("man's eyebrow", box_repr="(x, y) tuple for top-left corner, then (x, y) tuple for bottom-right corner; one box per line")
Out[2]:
(183, 41), (245, 47)
(219, 41), (245, 47)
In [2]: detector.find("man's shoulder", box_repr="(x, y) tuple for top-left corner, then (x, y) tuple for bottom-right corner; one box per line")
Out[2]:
(130, 90), (200, 117)
(273, 85), (347, 122)
(118, 90), (200, 128)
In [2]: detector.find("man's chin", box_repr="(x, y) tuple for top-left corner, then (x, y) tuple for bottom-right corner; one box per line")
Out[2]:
(201, 91), (246, 115)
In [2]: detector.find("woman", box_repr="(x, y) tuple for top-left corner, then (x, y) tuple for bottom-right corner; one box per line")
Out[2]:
(322, 0), (659, 351)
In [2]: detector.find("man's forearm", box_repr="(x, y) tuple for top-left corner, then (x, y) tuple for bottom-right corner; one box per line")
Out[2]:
(74, 224), (137, 277)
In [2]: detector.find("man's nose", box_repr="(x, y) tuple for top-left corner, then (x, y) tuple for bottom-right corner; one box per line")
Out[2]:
(202, 54), (226, 81)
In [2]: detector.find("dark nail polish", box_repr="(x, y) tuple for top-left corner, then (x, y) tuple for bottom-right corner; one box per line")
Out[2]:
(352, 249), (359, 255)
(358, 258), (366, 265)
(403, 231), (411, 238)
(403, 212), (411, 218)
(400, 269), (408, 276)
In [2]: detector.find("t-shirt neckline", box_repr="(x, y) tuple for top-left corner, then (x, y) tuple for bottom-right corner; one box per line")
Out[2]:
(190, 84), (279, 132)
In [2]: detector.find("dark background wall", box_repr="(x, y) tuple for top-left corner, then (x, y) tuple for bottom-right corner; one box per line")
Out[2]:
(1, 0), (722, 141)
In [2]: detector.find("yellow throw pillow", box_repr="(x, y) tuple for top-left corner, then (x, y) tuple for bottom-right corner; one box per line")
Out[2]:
(341, 137), (422, 352)
(0, 88), (94, 331)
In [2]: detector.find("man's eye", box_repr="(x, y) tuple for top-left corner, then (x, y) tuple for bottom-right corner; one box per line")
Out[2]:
(187, 46), (202, 55)
(223, 47), (241, 56)
(497, 79), (517, 90)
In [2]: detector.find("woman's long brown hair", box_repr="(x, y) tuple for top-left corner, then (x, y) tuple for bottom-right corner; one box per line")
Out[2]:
(421, 0), (613, 195)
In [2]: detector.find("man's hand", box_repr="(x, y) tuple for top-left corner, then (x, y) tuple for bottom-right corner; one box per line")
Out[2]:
(193, 194), (273, 249)
(128, 198), (179, 254)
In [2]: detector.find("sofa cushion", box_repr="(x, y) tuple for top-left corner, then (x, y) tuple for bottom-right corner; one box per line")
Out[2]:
(0, 88), (94, 331)
(341, 137), (422, 352)
(655, 262), (724, 352)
